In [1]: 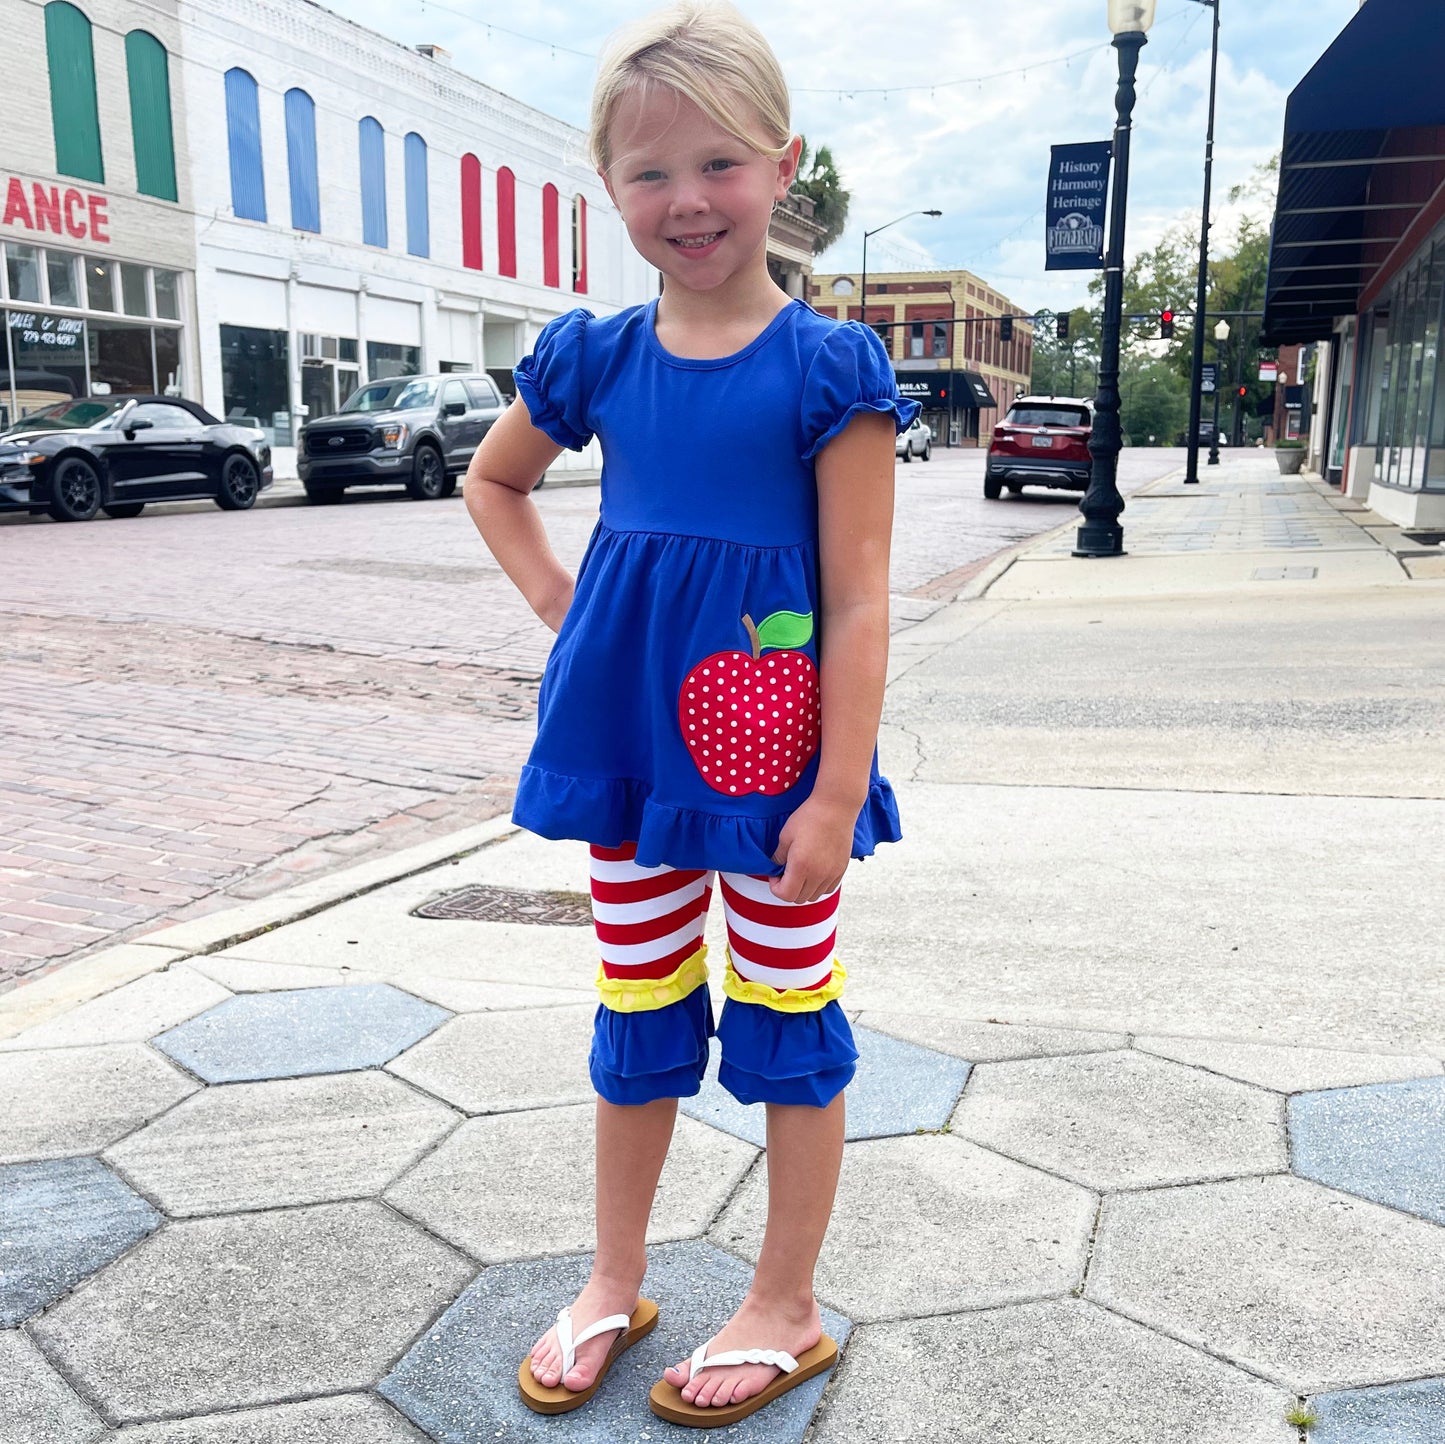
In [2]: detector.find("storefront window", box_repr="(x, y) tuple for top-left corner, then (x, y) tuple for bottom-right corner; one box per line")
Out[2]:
(46, 251), (81, 308)
(367, 340), (420, 380)
(153, 269), (179, 321)
(89, 318), (156, 395)
(120, 262), (149, 317)
(155, 326), (180, 394)
(86, 261), (116, 312)
(221, 323), (290, 445)
(6, 309), (89, 416)
(6, 244), (41, 303)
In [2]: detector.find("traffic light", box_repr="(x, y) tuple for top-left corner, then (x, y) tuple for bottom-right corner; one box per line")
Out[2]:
(1160, 309), (1175, 339)
(1056, 314), (1070, 341)
(1238, 385), (1248, 398)
(999, 316), (1014, 343)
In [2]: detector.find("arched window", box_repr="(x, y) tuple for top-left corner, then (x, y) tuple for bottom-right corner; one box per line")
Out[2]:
(404, 132), (429, 258)
(496, 166), (516, 278)
(460, 154), (483, 270)
(224, 68), (265, 222)
(45, 3), (103, 183)
(541, 182), (560, 289)
(358, 116), (387, 247)
(284, 88), (319, 232)
(124, 31), (175, 201)
(572, 194), (588, 294)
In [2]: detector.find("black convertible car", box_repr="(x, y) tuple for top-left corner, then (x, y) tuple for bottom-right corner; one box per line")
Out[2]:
(0, 396), (273, 522)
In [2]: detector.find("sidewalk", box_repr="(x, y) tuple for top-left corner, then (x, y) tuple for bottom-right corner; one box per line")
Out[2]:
(4, 450), (1444, 1444)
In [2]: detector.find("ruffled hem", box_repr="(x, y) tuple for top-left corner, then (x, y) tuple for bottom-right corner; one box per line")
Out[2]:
(802, 396), (922, 461)
(715, 996), (857, 1106)
(590, 989), (714, 1104)
(595, 946), (710, 1013)
(722, 956), (846, 1014)
(513, 765), (901, 875)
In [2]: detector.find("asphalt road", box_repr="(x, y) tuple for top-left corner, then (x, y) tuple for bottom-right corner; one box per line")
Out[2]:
(0, 446), (1183, 986)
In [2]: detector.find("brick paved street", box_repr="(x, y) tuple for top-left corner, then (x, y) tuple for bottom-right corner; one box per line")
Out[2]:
(0, 448), (1181, 986)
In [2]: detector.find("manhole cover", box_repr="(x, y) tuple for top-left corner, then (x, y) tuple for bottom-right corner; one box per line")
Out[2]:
(412, 885), (593, 926)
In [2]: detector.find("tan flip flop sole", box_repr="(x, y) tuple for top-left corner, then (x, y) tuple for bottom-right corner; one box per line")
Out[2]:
(648, 1333), (838, 1428)
(518, 1297), (659, 1415)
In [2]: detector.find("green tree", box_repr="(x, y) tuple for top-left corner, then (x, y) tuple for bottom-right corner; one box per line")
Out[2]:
(1030, 306), (1101, 398)
(793, 138), (850, 253)
(1120, 351), (1189, 446)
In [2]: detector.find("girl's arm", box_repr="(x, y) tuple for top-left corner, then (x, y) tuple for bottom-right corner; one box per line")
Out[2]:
(462, 399), (571, 632)
(771, 411), (896, 903)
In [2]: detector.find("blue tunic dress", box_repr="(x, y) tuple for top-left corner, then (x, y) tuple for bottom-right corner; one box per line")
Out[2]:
(512, 297), (918, 877)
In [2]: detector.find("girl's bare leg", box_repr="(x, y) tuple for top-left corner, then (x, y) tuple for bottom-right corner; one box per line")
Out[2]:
(664, 1092), (846, 1408)
(528, 1095), (677, 1390)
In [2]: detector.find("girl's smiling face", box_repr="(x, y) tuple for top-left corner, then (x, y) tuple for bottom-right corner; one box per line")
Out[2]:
(602, 84), (800, 294)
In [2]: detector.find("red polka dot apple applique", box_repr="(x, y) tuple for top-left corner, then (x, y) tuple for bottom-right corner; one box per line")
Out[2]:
(679, 610), (821, 796)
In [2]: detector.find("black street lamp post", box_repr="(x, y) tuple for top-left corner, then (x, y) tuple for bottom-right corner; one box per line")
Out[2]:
(1209, 318), (1228, 465)
(1075, 0), (1156, 559)
(859, 209), (942, 339)
(1184, 0), (1221, 485)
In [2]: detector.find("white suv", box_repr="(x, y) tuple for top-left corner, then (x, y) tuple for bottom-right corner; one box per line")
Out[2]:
(896, 415), (933, 463)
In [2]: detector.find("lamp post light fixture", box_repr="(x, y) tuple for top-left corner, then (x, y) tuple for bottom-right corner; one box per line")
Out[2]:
(859, 209), (943, 342)
(1209, 318), (1229, 466)
(1074, 0), (1156, 558)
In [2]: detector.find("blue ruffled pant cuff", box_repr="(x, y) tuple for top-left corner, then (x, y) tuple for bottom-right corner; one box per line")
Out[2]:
(715, 997), (857, 1108)
(589, 988), (714, 1106)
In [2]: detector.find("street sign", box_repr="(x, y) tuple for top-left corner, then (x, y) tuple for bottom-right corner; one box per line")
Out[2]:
(1259, 361), (1279, 383)
(1045, 141), (1111, 271)
(1200, 363), (1217, 394)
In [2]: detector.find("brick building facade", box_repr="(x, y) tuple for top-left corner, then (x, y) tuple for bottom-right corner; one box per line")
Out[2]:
(809, 269), (1034, 446)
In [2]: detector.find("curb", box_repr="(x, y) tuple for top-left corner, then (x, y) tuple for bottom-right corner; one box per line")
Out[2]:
(0, 815), (521, 1039)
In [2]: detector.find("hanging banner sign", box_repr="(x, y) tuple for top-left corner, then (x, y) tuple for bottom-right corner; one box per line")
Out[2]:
(1045, 141), (1111, 271)
(1200, 363), (1218, 394)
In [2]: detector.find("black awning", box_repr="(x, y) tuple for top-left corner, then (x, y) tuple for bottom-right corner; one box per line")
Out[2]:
(1261, 0), (1445, 346)
(894, 369), (998, 410)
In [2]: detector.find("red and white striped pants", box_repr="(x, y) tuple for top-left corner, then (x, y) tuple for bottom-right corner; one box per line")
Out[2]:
(589, 842), (842, 1009)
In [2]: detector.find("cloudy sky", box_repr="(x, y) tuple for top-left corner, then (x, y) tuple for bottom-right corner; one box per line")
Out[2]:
(318, 0), (1356, 313)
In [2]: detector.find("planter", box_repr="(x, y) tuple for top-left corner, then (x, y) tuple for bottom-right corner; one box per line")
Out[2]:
(1275, 447), (1306, 475)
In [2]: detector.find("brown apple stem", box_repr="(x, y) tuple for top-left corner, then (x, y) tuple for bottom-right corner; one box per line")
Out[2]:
(741, 613), (761, 660)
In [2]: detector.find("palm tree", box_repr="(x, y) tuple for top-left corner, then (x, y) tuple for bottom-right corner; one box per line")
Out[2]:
(793, 138), (850, 253)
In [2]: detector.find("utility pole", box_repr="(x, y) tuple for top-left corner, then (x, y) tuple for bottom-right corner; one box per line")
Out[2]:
(1184, 0), (1220, 484)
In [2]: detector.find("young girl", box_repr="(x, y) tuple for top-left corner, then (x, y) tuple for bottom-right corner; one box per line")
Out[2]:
(464, 1), (916, 1426)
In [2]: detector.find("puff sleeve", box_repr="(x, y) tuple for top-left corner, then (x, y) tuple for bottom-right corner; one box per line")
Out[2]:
(512, 308), (595, 451)
(800, 321), (921, 461)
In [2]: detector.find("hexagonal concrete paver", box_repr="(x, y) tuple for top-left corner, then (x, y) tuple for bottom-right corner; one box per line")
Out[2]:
(1087, 1175), (1445, 1392)
(683, 1025), (971, 1147)
(859, 1012), (1128, 1062)
(1290, 1077), (1445, 1224)
(386, 1104), (757, 1262)
(28, 1201), (474, 1423)
(1138, 1035), (1443, 1093)
(187, 956), (384, 993)
(808, 1299), (1291, 1444)
(386, 1004), (595, 1114)
(1308, 1378), (1445, 1444)
(0, 968), (231, 1053)
(152, 984), (450, 1084)
(383, 974), (596, 1014)
(380, 1239), (851, 1444)
(711, 1134), (1095, 1323)
(105, 1394), (430, 1442)
(103, 1072), (459, 1216)
(0, 1327), (104, 1442)
(0, 1044), (199, 1164)
(1, 1156), (161, 1325)
(952, 1049), (1286, 1190)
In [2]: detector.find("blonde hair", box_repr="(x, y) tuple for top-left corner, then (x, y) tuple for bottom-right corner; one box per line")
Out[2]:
(590, 2), (793, 174)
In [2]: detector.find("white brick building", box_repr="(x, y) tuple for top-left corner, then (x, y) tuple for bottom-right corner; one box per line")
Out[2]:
(4, 0), (656, 471)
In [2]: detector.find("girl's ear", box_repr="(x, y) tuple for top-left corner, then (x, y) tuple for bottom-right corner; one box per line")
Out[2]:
(775, 134), (803, 199)
(599, 166), (620, 210)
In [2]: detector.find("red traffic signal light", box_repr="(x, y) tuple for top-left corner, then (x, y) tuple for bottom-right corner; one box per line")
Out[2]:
(1238, 385), (1248, 397)
(1160, 309), (1175, 339)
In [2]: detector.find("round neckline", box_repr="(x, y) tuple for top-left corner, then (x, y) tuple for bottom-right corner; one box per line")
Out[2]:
(643, 296), (803, 370)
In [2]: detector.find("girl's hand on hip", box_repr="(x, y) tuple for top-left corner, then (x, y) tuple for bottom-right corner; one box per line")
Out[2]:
(770, 794), (854, 903)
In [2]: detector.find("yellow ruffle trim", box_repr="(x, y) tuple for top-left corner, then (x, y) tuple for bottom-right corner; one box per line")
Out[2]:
(595, 945), (710, 1014)
(722, 953), (847, 1014)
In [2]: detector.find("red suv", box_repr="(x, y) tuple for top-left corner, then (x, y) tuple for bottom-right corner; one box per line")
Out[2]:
(984, 395), (1092, 498)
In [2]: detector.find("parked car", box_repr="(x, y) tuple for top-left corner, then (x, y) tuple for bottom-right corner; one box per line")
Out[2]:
(984, 395), (1093, 498)
(896, 414), (933, 463)
(0, 396), (272, 522)
(298, 372), (507, 503)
